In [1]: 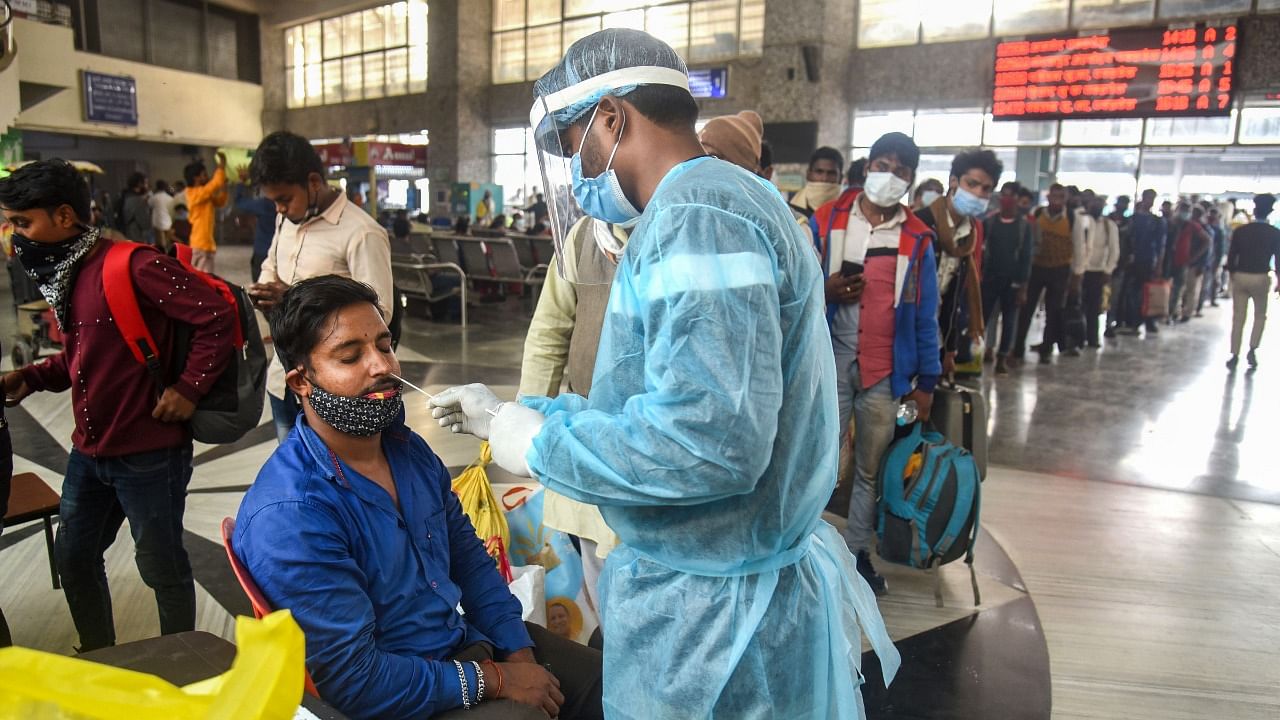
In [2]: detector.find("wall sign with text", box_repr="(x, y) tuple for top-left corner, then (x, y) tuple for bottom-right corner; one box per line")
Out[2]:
(82, 71), (139, 126)
(992, 21), (1238, 121)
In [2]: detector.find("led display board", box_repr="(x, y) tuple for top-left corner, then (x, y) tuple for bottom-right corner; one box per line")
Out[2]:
(992, 21), (1238, 121)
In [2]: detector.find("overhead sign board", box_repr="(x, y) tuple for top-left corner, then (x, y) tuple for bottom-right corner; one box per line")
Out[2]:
(82, 71), (138, 126)
(688, 67), (729, 99)
(992, 21), (1238, 121)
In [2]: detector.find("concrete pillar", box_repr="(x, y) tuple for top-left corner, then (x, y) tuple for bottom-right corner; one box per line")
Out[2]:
(425, 0), (492, 186)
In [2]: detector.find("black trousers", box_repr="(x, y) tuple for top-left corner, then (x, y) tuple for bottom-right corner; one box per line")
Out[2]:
(1082, 271), (1109, 346)
(981, 276), (1020, 356)
(1014, 264), (1072, 357)
(436, 622), (604, 720)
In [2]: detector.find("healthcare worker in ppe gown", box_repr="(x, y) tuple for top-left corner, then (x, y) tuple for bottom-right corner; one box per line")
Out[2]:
(430, 29), (900, 719)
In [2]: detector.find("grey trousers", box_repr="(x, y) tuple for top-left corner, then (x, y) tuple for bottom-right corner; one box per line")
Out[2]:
(834, 354), (898, 553)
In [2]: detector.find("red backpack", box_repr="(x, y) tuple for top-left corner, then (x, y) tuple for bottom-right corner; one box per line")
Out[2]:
(103, 242), (268, 444)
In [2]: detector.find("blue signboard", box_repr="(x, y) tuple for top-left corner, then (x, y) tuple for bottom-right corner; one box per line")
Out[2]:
(688, 67), (729, 99)
(83, 71), (138, 126)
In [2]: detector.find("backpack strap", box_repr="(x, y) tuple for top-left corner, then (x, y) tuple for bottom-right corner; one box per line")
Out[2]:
(174, 242), (194, 265)
(103, 242), (165, 390)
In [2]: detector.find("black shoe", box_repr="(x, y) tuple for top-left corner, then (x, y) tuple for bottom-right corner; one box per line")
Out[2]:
(1146, 322), (1160, 334)
(1104, 327), (1117, 339)
(855, 550), (888, 596)
(1248, 350), (1258, 369)
(1226, 355), (1238, 371)
(1063, 347), (1081, 357)
(1086, 341), (1101, 349)
(1039, 353), (1052, 365)
(996, 356), (1010, 376)
(1117, 326), (1140, 336)
(1030, 343), (1047, 354)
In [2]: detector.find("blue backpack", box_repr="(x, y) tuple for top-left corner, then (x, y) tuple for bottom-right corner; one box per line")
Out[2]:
(877, 423), (982, 607)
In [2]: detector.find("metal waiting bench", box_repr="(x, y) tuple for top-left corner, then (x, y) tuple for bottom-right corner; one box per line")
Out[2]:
(390, 254), (468, 327)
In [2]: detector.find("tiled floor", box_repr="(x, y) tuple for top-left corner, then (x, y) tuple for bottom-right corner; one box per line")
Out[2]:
(3, 244), (1278, 718)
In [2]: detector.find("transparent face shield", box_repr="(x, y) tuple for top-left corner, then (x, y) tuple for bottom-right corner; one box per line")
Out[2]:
(529, 66), (691, 284)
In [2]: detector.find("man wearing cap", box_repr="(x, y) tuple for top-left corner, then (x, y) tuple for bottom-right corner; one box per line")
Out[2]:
(429, 28), (897, 720)
(698, 110), (765, 174)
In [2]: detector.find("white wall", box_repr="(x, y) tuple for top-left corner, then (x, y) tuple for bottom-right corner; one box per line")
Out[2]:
(4, 18), (263, 148)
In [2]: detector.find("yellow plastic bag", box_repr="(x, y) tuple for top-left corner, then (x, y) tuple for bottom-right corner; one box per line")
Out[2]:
(0, 609), (305, 720)
(452, 441), (513, 581)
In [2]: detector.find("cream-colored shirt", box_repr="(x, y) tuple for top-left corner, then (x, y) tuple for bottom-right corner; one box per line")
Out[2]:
(261, 191), (394, 399)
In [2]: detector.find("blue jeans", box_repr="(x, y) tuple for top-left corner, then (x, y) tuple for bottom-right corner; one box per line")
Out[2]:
(56, 443), (195, 651)
(834, 355), (899, 554)
(269, 391), (300, 445)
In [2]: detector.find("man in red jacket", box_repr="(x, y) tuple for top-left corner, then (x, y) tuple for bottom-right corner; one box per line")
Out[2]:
(1, 160), (235, 652)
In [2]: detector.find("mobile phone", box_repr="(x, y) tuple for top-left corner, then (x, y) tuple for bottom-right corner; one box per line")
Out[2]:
(841, 261), (863, 277)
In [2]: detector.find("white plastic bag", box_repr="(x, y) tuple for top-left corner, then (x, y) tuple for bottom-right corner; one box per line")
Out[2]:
(508, 564), (547, 626)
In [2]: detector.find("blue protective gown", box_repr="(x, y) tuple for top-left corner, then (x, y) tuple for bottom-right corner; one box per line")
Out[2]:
(524, 156), (899, 719)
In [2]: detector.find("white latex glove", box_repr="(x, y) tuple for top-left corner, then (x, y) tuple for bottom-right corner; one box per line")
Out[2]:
(489, 402), (545, 478)
(429, 383), (502, 439)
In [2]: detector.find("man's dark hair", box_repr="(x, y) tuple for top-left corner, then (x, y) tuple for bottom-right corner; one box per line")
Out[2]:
(869, 132), (919, 172)
(1115, 195), (1130, 205)
(154, 179), (170, 193)
(250, 131), (326, 187)
(1191, 206), (1204, 220)
(1000, 181), (1021, 194)
(847, 158), (867, 185)
(1048, 183), (1065, 193)
(1017, 186), (1035, 201)
(270, 275), (382, 372)
(126, 171), (147, 192)
(759, 139), (773, 170)
(1254, 193), (1275, 219)
(950, 149), (1003, 186)
(808, 146), (845, 174)
(183, 160), (207, 187)
(620, 85), (699, 130)
(0, 158), (92, 222)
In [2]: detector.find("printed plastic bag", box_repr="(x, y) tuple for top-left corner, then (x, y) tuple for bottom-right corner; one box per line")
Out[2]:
(503, 486), (599, 645)
(0, 609), (305, 720)
(452, 442), (513, 582)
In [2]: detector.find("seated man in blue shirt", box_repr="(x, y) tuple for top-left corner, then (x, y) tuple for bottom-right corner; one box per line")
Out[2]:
(234, 275), (603, 720)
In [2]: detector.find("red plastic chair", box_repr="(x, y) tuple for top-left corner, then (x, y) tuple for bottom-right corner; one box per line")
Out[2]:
(220, 517), (321, 697)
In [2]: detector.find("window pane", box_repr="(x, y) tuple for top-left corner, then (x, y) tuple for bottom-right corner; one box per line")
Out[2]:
(921, 0), (992, 44)
(304, 21), (322, 64)
(387, 2), (409, 47)
(1261, 0), (1280, 9)
(993, 0), (1067, 35)
(983, 115), (1057, 145)
(494, 0), (526, 31)
(604, 10), (645, 30)
(344, 12), (364, 56)
(364, 8), (387, 52)
(859, 0), (919, 48)
(1071, 0), (1152, 30)
(285, 26), (303, 67)
(1238, 107), (1280, 145)
(286, 65), (303, 107)
(852, 110), (915, 147)
(386, 47), (409, 96)
(1057, 148), (1138, 200)
(323, 59), (343, 104)
(364, 51), (386, 98)
(647, 4), (689, 58)
(529, 0), (562, 24)
(1159, 0), (1249, 19)
(305, 62), (324, 106)
(495, 127), (528, 155)
(565, 0), (603, 16)
(563, 16), (601, 53)
(740, 0), (764, 56)
(526, 24), (561, 81)
(1059, 118), (1143, 145)
(492, 29), (526, 84)
(913, 109), (985, 146)
(690, 0), (739, 63)
(409, 0), (428, 45)
(495, 155), (528, 206)
(344, 57), (364, 101)
(1144, 112), (1236, 145)
(323, 17), (344, 59)
(152, 0), (204, 72)
(409, 44), (428, 92)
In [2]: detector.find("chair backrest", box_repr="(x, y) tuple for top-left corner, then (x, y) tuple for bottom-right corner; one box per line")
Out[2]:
(432, 235), (462, 266)
(489, 239), (527, 281)
(391, 257), (432, 298)
(530, 237), (556, 266)
(220, 517), (321, 697)
(510, 236), (537, 271)
(407, 232), (433, 256)
(455, 238), (494, 278)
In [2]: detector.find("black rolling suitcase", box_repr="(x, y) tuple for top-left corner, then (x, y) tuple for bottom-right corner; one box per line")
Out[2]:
(930, 380), (988, 480)
(1062, 298), (1086, 351)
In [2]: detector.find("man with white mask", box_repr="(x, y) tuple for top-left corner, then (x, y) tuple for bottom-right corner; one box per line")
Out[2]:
(790, 146), (845, 221)
(430, 28), (898, 720)
(809, 132), (942, 595)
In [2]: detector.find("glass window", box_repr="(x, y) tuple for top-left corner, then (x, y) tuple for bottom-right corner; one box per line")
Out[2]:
(1059, 118), (1143, 145)
(364, 7), (387, 52)
(1239, 107), (1280, 145)
(364, 52), (386, 99)
(604, 10), (645, 29)
(323, 59), (344, 104)
(1260, 0), (1280, 9)
(852, 111), (915, 147)
(741, 0), (765, 56)
(495, 127), (528, 155)
(526, 24), (561, 81)
(385, 47), (409, 96)
(1071, 0), (1152, 30)
(565, 0), (604, 15)
(344, 58), (364, 102)
(993, 0), (1067, 35)
(983, 115), (1057, 145)
(493, 29), (527, 84)
(529, 0), (562, 24)
(914, 109), (985, 147)
(304, 21), (323, 64)
(409, 44), (428, 92)
(493, 128), (540, 211)
(1144, 113), (1236, 146)
(921, 0), (992, 44)
(647, 4), (690, 58)
(386, 1), (409, 46)
(285, 26), (304, 68)
(323, 18), (344, 59)
(562, 16), (601, 54)
(1057, 148), (1139, 200)
(859, 0), (919, 48)
(344, 12), (364, 56)
(287, 65), (304, 108)
(690, 0), (739, 63)
(305, 62), (324, 106)
(1159, 0), (1250, 19)
(495, 0), (526, 31)
(287, 2), (424, 106)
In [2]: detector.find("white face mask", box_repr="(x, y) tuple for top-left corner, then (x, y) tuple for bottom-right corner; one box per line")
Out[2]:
(919, 190), (941, 208)
(863, 172), (910, 207)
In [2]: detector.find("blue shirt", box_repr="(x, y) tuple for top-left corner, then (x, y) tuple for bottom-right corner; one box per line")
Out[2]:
(234, 184), (279, 258)
(233, 415), (532, 720)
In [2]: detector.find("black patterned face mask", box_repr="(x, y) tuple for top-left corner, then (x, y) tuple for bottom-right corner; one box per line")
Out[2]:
(306, 379), (403, 437)
(12, 225), (100, 331)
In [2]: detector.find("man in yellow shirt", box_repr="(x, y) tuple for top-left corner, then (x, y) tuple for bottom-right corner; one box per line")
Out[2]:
(182, 151), (228, 273)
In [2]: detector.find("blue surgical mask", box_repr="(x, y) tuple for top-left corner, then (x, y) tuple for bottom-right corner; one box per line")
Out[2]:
(952, 187), (989, 217)
(570, 104), (641, 225)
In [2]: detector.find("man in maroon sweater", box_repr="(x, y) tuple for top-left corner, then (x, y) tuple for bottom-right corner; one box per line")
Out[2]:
(1, 160), (234, 651)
